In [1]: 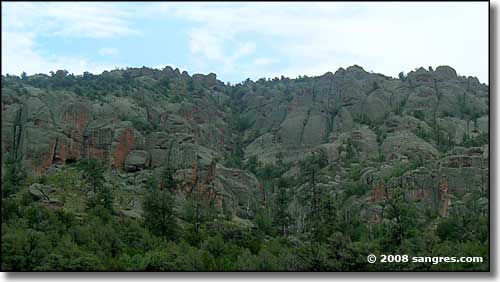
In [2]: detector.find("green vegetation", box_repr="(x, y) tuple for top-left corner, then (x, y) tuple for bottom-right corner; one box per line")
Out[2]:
(0, 153), (480, 271)
(462, 132), (488, 148)
(144, 189), (178, 240)
(2, 157), (26, 198)
(0, 65), (489, 271)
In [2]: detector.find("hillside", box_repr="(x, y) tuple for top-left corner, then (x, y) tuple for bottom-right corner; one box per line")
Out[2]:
(1, 65), (489, 271)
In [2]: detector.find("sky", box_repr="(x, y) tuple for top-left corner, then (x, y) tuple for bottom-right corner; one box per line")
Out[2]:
(1, 2), (489, 83)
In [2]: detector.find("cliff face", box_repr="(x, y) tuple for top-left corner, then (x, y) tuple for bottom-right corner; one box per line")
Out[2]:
(1, 65), (489, 218)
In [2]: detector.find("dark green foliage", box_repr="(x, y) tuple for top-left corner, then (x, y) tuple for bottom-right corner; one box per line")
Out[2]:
(314, 193), (340, 242)
(380, 188), (420, 250)
(127, 117), (157, 134)
(413, 110), (425, 120)
(353, 113), (373, 127)
(296, 149), (338, 242)
(257, 162), (283, 181)
(76, 158), (106, 192)
(181, 193), (217, 246)
(345, 181), (369, 198)
(224, 135), (244, 169)
(415, 124), (433, 143)
(143, 189), (178, 240)
(144, 175), (159, 192)
(244, 155), (260, 175)
(1, 227), (50, 271)
(299, 149), (328, 178)
(375, 127), (387, 145)
(0, 170), (489, 271)
(435, 130), (455, 153)
(76, 159), (113, 214)
(254, 210), (273, 236)
(436, 217), (465, 242)
(234, 114), (253, 132)
(273, 186), (291, 236)
(384, 158), (424, 182)
(2, 157), (26, 198)
(462, 132), (488, 148)
(160, 166), (177, 191)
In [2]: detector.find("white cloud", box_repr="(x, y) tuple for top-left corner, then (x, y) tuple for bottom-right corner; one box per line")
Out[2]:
(188, 28), (256, 74)
(2, 2), (134, 75)
(98, 48), (119, 57)
(154, 2), (489, 83)
(2, 2), (137, 38)
(252, 57), (275, 66)
(2, 32), (122, 75)
(188, 30), (225, 62)
(231, 42), (255, 61)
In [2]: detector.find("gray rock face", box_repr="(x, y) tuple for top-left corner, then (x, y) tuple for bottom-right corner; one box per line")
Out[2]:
(1, 65), (488, 219)
(362, 92), (390, 123)
(434, 66), (458, 81)
(119, 209), (142, 219)
(331, 107), (354, 136)
(381, 131), (439, 161)
(214, 166), (262, 219)
(124, 150), (150, 172)
(28, 183), (56, 201)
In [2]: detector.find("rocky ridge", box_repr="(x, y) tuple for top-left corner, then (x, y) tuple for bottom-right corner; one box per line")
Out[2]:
(1, 65), (489, 220)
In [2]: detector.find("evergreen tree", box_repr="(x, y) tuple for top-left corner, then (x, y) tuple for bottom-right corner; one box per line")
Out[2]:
(160, 166), (177, 191)
(2, 157), (26, 198)
(76, 158), (106, 193)
(273, 186), (290, 236)
(143, 188), (179, 241)
(381, 188), (420, 252)
(76, 159), (112, 213)
(181, 192), (215, 246)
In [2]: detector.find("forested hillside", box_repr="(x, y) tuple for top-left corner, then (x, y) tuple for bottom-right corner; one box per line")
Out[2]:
(1, 65), (489, 271)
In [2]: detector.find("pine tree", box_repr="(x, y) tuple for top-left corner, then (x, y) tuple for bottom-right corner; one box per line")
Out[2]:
(76, 159), (112, 213)
(2, 156), (26, 198)
(143, 189), (179, 240)
(273, 186), (290, 236)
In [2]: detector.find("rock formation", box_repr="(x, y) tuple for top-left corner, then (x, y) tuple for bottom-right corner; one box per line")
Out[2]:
(1, 65), (489, 219)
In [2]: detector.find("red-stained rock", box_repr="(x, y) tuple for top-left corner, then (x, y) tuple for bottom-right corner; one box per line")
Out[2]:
(87, 147), (108, 162)
(371, 182), (387, 203)
(62, 103), (89, 141)
(53, 137), (82, 165)
(439, 178), (450, 217)
(113, 128), (135, 170)
(32, 138), (57, 175)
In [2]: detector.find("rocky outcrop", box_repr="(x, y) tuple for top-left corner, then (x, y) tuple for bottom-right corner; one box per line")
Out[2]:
(434, 66), (458, 81)
(28, 183), (62, 207)
(438, 153), (488, 194)
(1, 65), (488, 219)
(124, 150), (150, 172)
(29, 183), (56, 200)
(381, 131), (439, 161)
(214, 166), (262, 218)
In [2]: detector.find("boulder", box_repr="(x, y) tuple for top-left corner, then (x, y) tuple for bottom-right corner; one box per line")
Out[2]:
(381, 130), (439, 160)
(437, 117), (469, 144)
(277, 107), (309, 146)
(405, 86), (439, 120)
(331, 107), (354, 135)
(124, 150), (150, 172)
(434, 66), (458, 81)
(362, 91), (390, 123)
(120, 209), (142, 219)
(213, 166), (262, 219)
(28, 183), (56, 201)
(476, 115), (488, 133)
